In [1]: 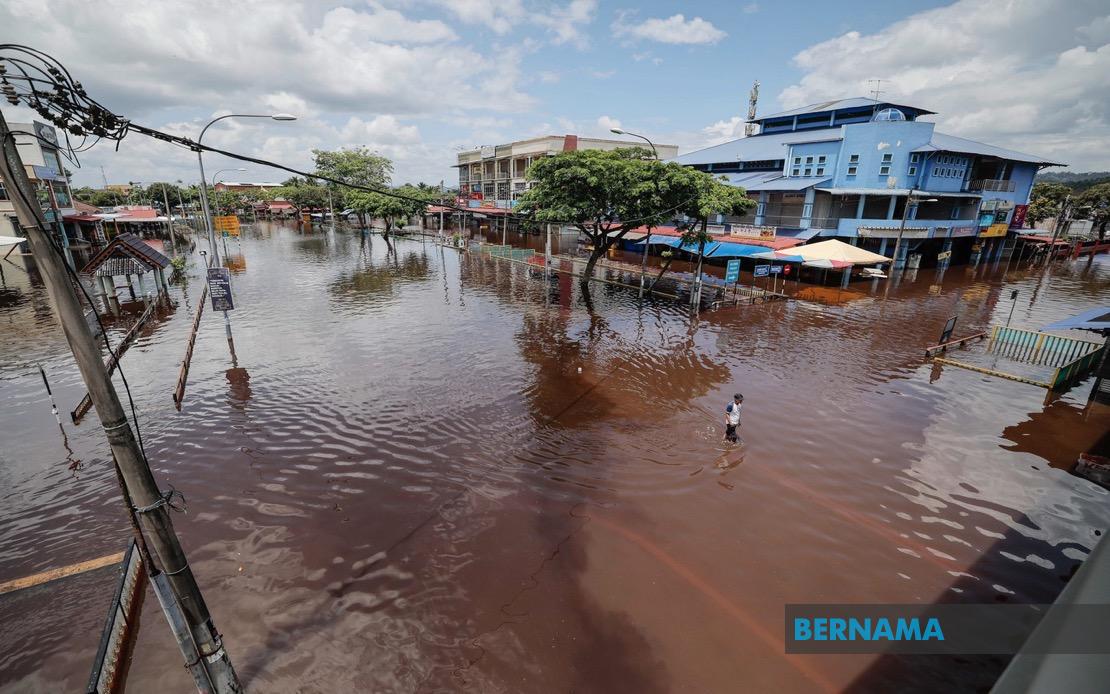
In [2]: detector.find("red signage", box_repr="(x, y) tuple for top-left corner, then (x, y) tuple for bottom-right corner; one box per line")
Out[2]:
(1010, 204), (1028, 229)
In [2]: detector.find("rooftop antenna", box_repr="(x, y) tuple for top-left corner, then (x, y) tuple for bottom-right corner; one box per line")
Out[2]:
(744, 80), (760, 137)
(867, 79), (885, 101)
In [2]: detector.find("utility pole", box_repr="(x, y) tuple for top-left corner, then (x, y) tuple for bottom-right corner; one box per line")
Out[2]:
(0, 112), (242, 694)
(161, 184), (178, 257)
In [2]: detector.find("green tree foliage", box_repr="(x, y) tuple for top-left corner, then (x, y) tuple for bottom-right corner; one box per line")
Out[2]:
(517, 148), (754, 279)
(73, 187), (126, 208)
(274, 183), (328, 213)
(313, 147), (393, 225)
(1025, 182), (1071, 226)
(346, 185), (435, 236)
(1075, 182), (1110, 240)
(212, 190), (249, 215)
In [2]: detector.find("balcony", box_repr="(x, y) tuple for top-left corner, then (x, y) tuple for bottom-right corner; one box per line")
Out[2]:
(969, 179), (1016, 192)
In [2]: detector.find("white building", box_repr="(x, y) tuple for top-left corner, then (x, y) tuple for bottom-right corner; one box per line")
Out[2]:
(456, 134), (679, 208)
(1, 118), (77, 242)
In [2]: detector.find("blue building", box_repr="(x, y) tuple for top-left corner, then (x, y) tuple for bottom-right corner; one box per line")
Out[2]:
(673, 98), (1063, 267)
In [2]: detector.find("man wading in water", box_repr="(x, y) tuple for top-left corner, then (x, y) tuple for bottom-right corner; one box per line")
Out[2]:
(724, 393), (743, 443)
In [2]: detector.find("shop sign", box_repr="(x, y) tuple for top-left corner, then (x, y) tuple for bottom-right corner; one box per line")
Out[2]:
(858, 226), (929, 239)
(950, 226), (977, 237)
(729, 224), (776, 239)
(1009, 204), (1028, 229)
(980, 223), (1009, 238)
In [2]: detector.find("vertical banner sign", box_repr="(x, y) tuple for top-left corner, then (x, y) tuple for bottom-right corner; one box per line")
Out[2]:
(940, 316), (958, 344)
(1009, 204), (1028, 230)
(725, 259), (741, 283)
(207, 267), (235, 312)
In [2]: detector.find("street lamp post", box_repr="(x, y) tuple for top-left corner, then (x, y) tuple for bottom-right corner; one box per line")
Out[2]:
(611, 128), (659, 297)
(195, 113), (295, 264)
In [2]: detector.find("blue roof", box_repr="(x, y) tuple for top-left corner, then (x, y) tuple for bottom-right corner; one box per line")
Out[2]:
(635, 235), (767, 258)
(745, 176), (831, 192)
(752, 97), (935, 122)
(914, 132), (1064, 166)
(1042, 307), (1110, 334)
(673, 129), (842, 166)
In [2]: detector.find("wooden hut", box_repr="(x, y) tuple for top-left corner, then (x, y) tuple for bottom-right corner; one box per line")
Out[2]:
(81, 233), (172, 312)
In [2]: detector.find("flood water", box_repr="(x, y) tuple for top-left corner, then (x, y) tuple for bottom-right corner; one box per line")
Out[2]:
(1, 222), (1108, 693)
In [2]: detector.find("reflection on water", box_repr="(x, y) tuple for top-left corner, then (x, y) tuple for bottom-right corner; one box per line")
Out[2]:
(0, 222), (1107, 693)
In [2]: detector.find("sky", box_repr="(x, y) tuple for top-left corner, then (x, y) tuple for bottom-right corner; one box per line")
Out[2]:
(2, 0), (1109, 189)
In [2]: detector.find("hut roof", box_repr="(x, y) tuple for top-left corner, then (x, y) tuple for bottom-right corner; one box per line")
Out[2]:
(81, 233), (171, 277)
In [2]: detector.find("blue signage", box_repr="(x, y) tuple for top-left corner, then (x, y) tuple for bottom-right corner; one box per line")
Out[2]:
(754, 264), (771, 278)
(769, 265), (783, 275)
(725, 259), (740, 283)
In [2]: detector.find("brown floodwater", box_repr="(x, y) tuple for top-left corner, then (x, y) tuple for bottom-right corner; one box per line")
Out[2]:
(1, 222), (1108, 693)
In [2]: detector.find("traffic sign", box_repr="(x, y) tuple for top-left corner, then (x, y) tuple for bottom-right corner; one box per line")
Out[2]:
(769, 265), (783, 275)
(725, 259), (740, 283)
(213, 215), (240, 236)
(207, 267), (235, 312)
(753, 264), (770, 278)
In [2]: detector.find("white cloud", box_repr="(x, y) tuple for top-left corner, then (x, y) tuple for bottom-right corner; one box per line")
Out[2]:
(590, 69), (616, 79)
(538, 70), (561, 83)
(597, 115), (622, 132)
(613, 11), (727, 45)
(742, 2), (760, 13)
(531, 0), (598, 47)
(703, 117), (745, 145)
(777, 0), (1110, 169)
(424, 0), (596, 45)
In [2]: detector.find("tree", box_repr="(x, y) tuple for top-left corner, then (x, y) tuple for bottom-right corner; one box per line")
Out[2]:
(1075, 182), (1110, 241)
(346, 185), (434, 237)
(313, 147), (393, 226)
(1025, 182), (1070, 227)
(516, 147), (683, 279)
(74, 187), (126, 208)
(275, 183), (328, 215)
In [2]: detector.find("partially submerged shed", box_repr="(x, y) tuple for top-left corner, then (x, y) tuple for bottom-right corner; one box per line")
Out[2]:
(81, 233), (171, 310)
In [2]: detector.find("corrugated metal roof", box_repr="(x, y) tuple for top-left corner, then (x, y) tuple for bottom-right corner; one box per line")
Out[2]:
(673, 129), (843, 166)
(81, 233), (171, 276)
(745, 177), (830, 192)
(914, 132), (1064, 166)
(718, 172), (781, 187)
(816, 187), (982, 198)
(753, 98), (935, 121)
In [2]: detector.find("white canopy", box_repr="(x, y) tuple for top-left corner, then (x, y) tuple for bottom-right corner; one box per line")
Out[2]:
(0, 235), (26, 246)
(754, 239), (891, 267)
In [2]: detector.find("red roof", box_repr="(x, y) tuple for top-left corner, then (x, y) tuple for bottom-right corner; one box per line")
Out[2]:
(64, 214), (102, 222)
(115, 206), (157, 219)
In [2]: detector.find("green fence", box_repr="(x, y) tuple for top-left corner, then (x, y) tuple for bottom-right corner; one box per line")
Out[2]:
(989, 326), (1102, 368)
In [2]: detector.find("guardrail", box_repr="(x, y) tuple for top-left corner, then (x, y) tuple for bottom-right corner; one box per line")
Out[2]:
(72, 299), (161, 423)
(172, 283), (208, 408)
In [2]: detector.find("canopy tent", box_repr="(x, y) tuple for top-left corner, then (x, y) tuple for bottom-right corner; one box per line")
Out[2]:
(0, 235), (25, 246)
(750, 239), (891, 268)
(1042, 307), (1110, 335)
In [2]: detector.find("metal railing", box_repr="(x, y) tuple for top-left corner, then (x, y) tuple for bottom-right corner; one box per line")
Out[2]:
(969, 179), (1016, 192)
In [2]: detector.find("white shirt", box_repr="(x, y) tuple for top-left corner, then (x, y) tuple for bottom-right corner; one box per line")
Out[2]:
(726, 402), (742, 426)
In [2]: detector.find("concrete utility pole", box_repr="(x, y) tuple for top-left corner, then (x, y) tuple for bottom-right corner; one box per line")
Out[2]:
(161, 184), (178, 257)
(0, 112), (242, 694)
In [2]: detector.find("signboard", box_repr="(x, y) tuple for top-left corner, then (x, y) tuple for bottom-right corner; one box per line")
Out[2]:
(978, 213), (995, 227)
(753, 264), (771, 278)
(480, 145), (495, 159)
(981, 222), (1009, 238)
(769, 265), (783, 275)
(706, 224), (726, 235)
(950, 226), (977, 238)
(725, 259), (740, 283)
(33, 121), (59, 147)
(207, 267), (235, 312)
(1009, 204), (1028, 229)
(940, 316), (958, 344)
(857, 226), (929, 239)
(937, 250), (952, 261)
(730, 224), (776, 239)
(213, 215), (240, 235)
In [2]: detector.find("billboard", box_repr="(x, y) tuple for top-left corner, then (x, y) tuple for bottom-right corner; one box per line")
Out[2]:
(480, 145), (495, 159)
(1009, 204), (1028, 229)
(729, 224), (776, 239)
(858, 226), (929, 239)
(981, 223), (1009, 238)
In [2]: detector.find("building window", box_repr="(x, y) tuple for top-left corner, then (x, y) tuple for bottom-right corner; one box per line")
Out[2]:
(818, 155), (827, 164)
(793, 157), (801, 166)
(847, 166), (857, 176)
(815, 167), (825, 176)
(879, 165), (890, 175)
(0, 181), (8, 201)
(804, 167), (812, 176)
(791, 167), (800, 176)
(805, 156), (814, 164)
(849, 154), (859, 164)
(910, 153), (920, 163)
(881, 153), (892, 163)
(908, 166), (917, 176)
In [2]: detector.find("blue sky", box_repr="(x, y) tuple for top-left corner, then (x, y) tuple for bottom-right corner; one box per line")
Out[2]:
(2, 0), (1108, 187)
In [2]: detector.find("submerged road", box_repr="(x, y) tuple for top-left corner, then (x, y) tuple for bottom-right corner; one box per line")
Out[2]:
(1, 222), (1107, 692)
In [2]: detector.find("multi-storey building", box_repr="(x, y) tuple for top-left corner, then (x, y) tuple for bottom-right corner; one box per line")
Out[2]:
(674, 98), (1062, 266)
(456, 135), (679, 208)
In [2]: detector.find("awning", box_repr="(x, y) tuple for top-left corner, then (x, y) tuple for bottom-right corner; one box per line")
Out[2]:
(816, 187), (981, 199)
(605, 230), (647, 241)
(749, 239), (891, 266)
(745, 177), (831, 192)
(64, 214), (102, 222)
(0, 235), (25, 246)
(707, 241), (775, 258)
(775, 228), (823, 240)
(1042, 307), (1110, 334)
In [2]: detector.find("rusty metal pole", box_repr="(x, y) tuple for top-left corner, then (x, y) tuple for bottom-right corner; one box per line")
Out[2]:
(0, 112), (241, 693)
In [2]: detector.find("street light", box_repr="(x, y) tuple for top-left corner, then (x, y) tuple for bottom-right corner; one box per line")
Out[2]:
(889, 189), (939, 273)
(195, 113), (296, 263)
(212, 168), (248, 188)
(611, 127), (660, 296)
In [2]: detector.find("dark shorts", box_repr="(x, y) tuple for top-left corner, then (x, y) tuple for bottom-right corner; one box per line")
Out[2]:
(725, 424), (739, 441)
